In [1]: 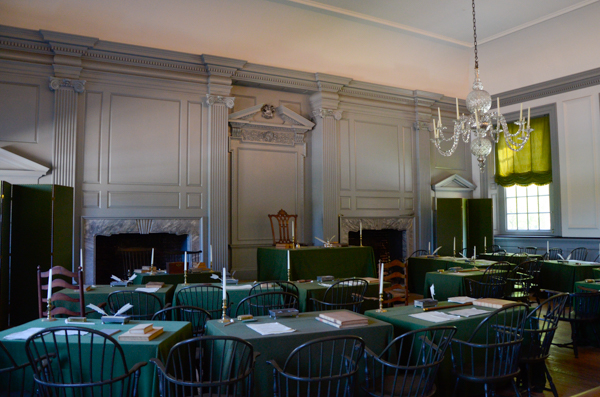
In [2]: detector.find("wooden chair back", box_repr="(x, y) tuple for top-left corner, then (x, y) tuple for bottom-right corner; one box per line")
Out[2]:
(37, 265), (85, 318)
(107, 290), (163, 320)
(570, 247), (588, 261)
(382, 259), (408, 306)
(268, 209), (298, 245)
(117, 247), (153, 278)
(152, 305), (211, 337)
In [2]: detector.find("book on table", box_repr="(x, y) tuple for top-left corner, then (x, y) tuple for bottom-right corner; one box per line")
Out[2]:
(315, 316), (367, 329)
(118, 323), (164, 341)
(317, 311), (369, 327)
(145, 281), (164, 288)
(473, 298), (515, 309)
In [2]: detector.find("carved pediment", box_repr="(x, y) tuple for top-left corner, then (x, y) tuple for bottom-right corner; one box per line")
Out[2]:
(431, 174), (477, 192)
(229, 104), (314, 146)
(0, 148), (49, 183)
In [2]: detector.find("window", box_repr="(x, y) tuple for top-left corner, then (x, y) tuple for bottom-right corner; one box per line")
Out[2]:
(505, 184), (551, 231)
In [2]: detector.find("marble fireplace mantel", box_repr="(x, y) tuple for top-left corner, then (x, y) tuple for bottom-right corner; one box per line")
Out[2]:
(339, 216), (416, 259)
(82, 217), (202, 284)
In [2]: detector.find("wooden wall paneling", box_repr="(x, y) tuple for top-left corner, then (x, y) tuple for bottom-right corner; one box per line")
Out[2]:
(562, 95), (600, 235)
(187, 101), (203, 187)
(83, 91), (102, 184)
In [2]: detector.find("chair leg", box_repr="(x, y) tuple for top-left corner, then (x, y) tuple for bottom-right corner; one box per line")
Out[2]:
(453, 378), (460, 397)
(511, 379), (521, 396)
(545, 365), (559, 397)
(572, 323), (579, 359)
(526, 363), (533, 397)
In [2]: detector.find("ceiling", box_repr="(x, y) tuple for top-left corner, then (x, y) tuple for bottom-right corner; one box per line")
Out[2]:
(273, 0), (599, 46)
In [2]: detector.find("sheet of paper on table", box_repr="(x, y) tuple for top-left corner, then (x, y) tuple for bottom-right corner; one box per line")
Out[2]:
(135, 287), (160, 293)
(227, 284), (253, 290)
(245, 322), (296, 335)
(448, 296), (478, 304)
(409, 312), (461, 323)
(448, 308), (490, 317)
(3, 327), (88, 340)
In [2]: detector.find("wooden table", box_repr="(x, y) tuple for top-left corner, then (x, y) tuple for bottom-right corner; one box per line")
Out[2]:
(205, 311), (393, 397)
(0, 318), (192, 397)
(291, 280), (389, 313)
(365, 302), (502, 395)
(131, 271), (217, 285)
(408, 256), (497, 296)
(423, 270), (485, 300)
(540, 260), (600, 292)
(256, 246), (376, 281)
(59, 284), (176, 318)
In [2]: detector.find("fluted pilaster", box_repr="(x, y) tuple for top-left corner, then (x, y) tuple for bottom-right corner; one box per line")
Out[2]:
(49, 77), (85, 187)
(205, 94), (234, 271)
(312, 108), (342, 240)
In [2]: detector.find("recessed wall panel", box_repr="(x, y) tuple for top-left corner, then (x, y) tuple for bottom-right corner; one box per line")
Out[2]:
(187, 102), (202, 186)
(236, 148), (297, 241)
(356, 197), (400, 210)
(109, 95), (180, 185)
(0, 82), (38, 143)
(82, 191), (100, 208)
(83, 91), (103, 184)
(340, 119), (351, 190)
(563, 96), (598, 228)
(403, 126), (413, 192)
(355, 121), (400, 192)
(108, 191), (180, 208)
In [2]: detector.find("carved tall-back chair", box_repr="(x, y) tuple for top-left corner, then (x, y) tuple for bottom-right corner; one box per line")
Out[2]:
(268, 209), (298, 245)
(37, 265), (85, 318)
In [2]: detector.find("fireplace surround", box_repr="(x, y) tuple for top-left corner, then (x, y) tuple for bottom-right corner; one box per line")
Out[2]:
(82, 218), (202, 284)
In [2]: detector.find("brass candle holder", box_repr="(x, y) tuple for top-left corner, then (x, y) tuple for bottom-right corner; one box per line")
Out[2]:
(360, 234), (363, 247)
(375, 293), (387, 313)
(183, 269), (189, 285)
(219, 298), (231, 324)
(43, 299), (56, 322)
(287, 265), (291, 282)
(149, 265), (156, 275)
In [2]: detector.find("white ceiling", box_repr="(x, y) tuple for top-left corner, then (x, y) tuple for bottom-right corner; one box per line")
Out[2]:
(273, 0), (599, 46)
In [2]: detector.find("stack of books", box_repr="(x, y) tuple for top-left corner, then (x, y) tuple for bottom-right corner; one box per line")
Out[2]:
(473, 298), (514, 309)
(315, 311), (369, 329)
(118, 323), (164, 341)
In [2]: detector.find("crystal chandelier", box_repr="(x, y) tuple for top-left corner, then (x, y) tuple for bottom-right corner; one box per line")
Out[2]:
(431, 0), (533, 172)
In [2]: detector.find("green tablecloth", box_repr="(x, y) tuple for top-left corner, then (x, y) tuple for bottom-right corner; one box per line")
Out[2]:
(0, 318), (192, 397)
(540, 260), (600, 292)
(58, 284), (175, 319)
(423, 270), (484, 300)
(365, 302), (498, 395)
(206, 311), (393, 397)
(131, 271), (217, 285)
(478, 253), (543, 265)
(174, 282), (256, 318)
(291, 280), (389, 313)
(257, 246), (376, 281)
(595, 268), (600, 279)
(408, 256), (496, 296)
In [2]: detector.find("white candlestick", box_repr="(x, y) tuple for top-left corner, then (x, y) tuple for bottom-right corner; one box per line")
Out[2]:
(456, 98), (459, 119)
(379, 262), (384, 295)
(151, 248), (154, 265)
(519, 104), (523, 122)
(453, 237), (456, 253)
(527, 107), (531, 129)
(80, 248), (83, 266)
(547, 241), (550, 253)
(210, 245), (213, 263)
(291, 219), (294, 241)
(428, 242), (431, 255)
(47, 267), (53, 301)
(359, 220), (362, 235)
(484, 236), (487, 251)
(287, 250), (291, 271)
(474, 246), (476, 258)
(222, 267), (226, 300)
(438, 107), (442, 124)
(184, 251), (187, 272)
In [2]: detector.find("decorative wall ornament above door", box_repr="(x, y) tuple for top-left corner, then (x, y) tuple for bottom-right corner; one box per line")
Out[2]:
(229, 104), (315, 146)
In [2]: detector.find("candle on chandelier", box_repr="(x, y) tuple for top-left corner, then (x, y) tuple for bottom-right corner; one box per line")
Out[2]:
(475, 112), (479, 129)
(433, 119), (438, 138)
(527, 107), (530, 129)
(456, 98), (459, 119)
(497, 97), (500, 115)
(519, 104), (523, 122)
(438, 107), (442, 125)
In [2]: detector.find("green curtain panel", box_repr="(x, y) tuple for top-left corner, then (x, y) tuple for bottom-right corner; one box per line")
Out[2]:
(495, 115), (552, 187)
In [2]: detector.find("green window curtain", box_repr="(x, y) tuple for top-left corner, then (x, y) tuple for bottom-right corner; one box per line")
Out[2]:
(495, 115), (552, 187)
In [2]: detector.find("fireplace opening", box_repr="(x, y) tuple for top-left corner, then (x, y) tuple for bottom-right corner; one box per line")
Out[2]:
(95, 233), (188, 284)
(348, 229), (405, 264)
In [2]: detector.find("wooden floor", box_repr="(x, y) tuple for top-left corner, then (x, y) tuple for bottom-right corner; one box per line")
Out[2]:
(403, 293), (600, 397)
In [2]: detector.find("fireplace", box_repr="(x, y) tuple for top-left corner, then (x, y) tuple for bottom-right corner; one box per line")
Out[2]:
(339, 216), (416, 262)
(82, 218), (202, 284)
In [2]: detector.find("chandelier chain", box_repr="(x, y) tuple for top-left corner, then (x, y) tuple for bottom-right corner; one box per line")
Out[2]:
(472, 0), (478, 69)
